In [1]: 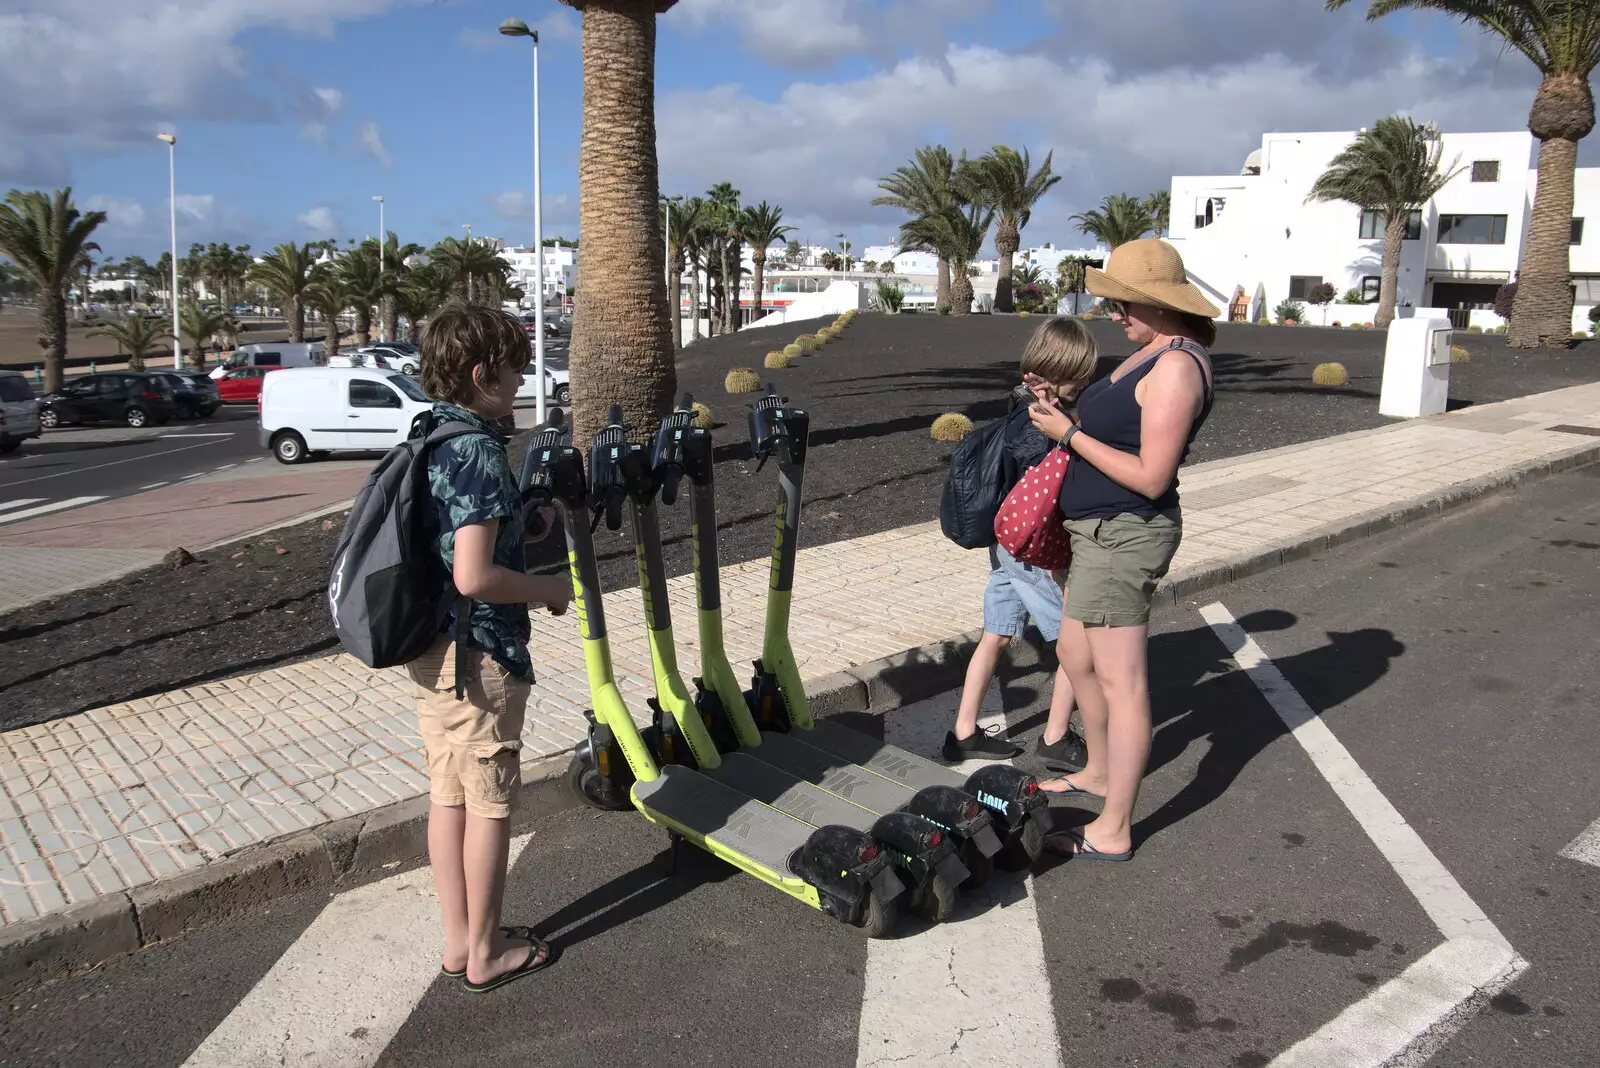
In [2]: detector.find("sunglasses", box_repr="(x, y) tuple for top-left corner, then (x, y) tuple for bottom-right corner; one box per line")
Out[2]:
(1106, 300), (1130, 318)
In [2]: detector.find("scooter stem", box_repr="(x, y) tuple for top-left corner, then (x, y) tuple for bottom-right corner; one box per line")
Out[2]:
(751, 392), (814, 731)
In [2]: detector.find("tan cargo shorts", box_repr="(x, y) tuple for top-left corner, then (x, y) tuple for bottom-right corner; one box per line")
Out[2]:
(1062, 509), (1183, 628)
(406, 636), (530, 819)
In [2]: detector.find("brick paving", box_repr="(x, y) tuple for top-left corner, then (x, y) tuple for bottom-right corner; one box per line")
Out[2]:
(0, 383), (1596, 925)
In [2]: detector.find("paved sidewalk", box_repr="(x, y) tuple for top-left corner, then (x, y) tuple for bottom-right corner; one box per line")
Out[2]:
(1, 383), (1597, 926)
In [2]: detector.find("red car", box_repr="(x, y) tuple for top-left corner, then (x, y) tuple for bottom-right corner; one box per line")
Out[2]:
(215, 365), (279, 404)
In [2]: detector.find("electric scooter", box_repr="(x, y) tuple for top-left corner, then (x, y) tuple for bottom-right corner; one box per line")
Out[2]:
(741, 387), (1053, 871)
(522, 408), (906, 935)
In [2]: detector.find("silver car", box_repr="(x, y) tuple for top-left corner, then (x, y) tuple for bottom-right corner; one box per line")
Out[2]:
(0, 370), (41, 455)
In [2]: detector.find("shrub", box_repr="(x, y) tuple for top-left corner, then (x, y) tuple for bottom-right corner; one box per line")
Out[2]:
(1256, 317), (1271, 325)
(1449, 345), (1471, 363)
(1573, 331), (1589, 340)
(691, 402), (713, 429)
(930, 413), (974, 442)
(1348, 322), (1367, 330)
(1493, 282), (1517, 320)
(1307, 281), (1338, 312)
(765, 350), (792, 369)
(1273, 297), (1305, 324)
(725, 367), (761, 393)
(1312, 362), (1349, 386)
(874, 280), (905, 313)
(1340, 287), (1365, 304)
(1466, 325), (1483, 334)
(1489, 324), (1509, 334)
(1331, 320), (1342, 328)
(783, 343), (803, 359)
(1589, 305), (1600, 327)
(937, 302), (952, 315)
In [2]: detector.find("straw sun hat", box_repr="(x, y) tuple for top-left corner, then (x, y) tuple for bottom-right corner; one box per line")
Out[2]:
(1085, 238), (1221, 318)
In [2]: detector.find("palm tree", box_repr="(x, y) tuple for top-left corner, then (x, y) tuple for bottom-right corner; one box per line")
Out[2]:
(873, 145), (958, 307)
(1013, 263), (1046, 287)
(247, 242), (323, 342)
(1057, 254), (1092, 314)
(665, 196), (703, 347)
(337, 241), (384, 347)
(964, 145), (1060, 312)
(379, 231), (424, 343)
(0, 188), (106, 392)
(738, 201), (795, 324)
(900, 203), (993, 315)
(684, 204), (711, 343)
(706, 181), (741, 334)
(1309, 116), (1460, 328)
(559, 0), (678, 444)
(1144, 190), (1172, 238)
(428, 236), (504, 305)
(1327, 1), (1600, 348)
(1071, 194), (1155, 249)
(304, 277), (350, 356)
(178, 301), (229, 372)
(88, 313), (172, 372)
(395, 263), (449, 340)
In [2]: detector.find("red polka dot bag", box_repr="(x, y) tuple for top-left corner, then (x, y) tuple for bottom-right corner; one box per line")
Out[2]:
(992, 447), (1072, 570)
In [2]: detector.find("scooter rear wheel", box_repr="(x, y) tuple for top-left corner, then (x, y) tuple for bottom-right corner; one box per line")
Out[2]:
(960, 841), (994, 890)
(566, 754), (632, 812)
(858, 885), (899, 939)
(995, 817), (1044, 871)
(912, 872), (959, 923)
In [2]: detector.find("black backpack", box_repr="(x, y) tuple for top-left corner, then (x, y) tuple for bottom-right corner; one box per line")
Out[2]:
(327, 420), (483, 694)
(940, 408), (1026, 550)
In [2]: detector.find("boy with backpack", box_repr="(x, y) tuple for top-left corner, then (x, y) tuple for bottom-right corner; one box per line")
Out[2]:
(941, 317), (1097, 766)
(404, 304), (569, 992)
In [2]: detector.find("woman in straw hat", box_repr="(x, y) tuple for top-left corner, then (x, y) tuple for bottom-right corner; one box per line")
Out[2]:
(1024, 238), (1217, 862)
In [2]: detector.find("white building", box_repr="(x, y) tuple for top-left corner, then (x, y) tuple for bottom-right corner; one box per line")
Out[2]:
(1168, 129), (1600, 330)
(500, 243), (578, 306)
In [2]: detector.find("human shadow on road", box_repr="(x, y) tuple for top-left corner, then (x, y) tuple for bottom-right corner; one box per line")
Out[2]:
(530, 842), (738, 953)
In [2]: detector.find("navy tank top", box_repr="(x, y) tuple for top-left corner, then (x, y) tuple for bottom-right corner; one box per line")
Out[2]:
(1059, 339), (1214, 521)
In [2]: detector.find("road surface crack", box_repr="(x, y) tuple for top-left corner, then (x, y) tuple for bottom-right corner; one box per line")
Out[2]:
(947, 945), (970, 999)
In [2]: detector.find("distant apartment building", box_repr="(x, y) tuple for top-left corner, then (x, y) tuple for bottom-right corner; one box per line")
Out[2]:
(1168, 129), (1600, 329)
(500, 243), (578, 306)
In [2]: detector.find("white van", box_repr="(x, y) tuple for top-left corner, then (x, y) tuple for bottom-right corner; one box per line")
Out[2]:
(211, 341), (326, 379)
(258, 366), (432, 464)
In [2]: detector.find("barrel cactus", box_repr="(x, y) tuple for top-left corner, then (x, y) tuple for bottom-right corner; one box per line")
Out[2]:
(725, 367), (761, 393)
(764, 350), (792, 369)
(1311, 362), (1349, 386)
(931, 413), (974, 442)
(691, 402), (713, 429)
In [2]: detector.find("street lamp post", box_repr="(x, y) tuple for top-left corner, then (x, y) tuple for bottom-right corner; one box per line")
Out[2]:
(158, 133), (180, 367)
(500, 17), (547, 424)
(373, 196), (385, 343)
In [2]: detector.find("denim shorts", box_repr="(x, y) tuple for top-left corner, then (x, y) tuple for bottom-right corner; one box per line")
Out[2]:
(982, 543), (1064, 642)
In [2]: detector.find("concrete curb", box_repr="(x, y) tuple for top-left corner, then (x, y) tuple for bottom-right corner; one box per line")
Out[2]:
(3, 436), (1597, 993)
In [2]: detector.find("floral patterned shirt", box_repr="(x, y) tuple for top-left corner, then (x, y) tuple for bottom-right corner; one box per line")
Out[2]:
(423, 402), (532, 681)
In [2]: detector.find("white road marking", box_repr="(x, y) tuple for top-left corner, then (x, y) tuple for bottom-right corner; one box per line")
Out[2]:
(0, 438), (222, 487)
(0, 496), (105, 525)
(1199, 603), (1526, 1068)
(0, 498), (45, 513)
(856, 684), (1064, 1068)
(1558, 816), (1600, 868)
(139, 482), (168, 490)
(158, 432), (234, 439)
(182, 835), (531, 1068)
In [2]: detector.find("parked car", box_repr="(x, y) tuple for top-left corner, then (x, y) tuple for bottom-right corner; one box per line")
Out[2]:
(516, 361), (570, 406)
(37, 373), (178, 429)
(259, 366), (433, 464)
(519, 313), (562, 339)
(0, 370), (41, 454)
(354, 343), (420, 375)
(156, 371), (221, 418)
(209, 341), (326, 379)
(215, 365), (279, 404)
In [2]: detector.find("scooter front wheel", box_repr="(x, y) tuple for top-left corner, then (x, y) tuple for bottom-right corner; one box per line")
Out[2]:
(566, 754), (633, 812)
(912, 872), (960, 923)
(857, 885), (899, 939)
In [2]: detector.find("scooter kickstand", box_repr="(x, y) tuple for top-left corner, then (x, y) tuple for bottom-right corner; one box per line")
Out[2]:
(663, 830), (685, 877)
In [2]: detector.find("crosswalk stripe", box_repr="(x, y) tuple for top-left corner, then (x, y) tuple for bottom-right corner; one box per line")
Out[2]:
(0, 496), (105, 525)
(181, 835), (531, 1068)
(856, 684), (1064, 1068)
(0, 498), (45, 514)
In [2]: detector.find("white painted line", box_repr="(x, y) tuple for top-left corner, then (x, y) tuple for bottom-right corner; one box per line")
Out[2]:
(181, 472), (202, 480)
(182, 835), (531, 1068)
(213, 464), (237, 472)
(856, 684), (1063, 1068)
(0, 498), (45, 513)
(2, 438), (223, 487)
(1558, 816), (1600, 867)
(1199, 603), (1528, 1068)
(0, 496), (105, 525)
(139, 482), (168, 490)
(158, 432), (233, 439)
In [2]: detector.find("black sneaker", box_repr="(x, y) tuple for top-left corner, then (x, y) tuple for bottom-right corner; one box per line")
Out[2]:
(1034, 730), (1089, 773)
(942, 726), (1023, 762)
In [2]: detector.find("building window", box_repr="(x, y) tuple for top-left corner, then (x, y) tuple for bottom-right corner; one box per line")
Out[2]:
(1358, 209), (1422, 241)
(1193, 196), (1225, 230)
(1573, 218), (1585, 245)
(1437, 214), (1508, 244)
(1470, 160), (1500, 183)
(1287, 275), (1324, 300)
(1361, 276), (1381, 302)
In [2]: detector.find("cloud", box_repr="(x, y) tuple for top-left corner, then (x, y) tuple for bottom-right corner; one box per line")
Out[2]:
(298, 205), (340, 236)
(483, 190), (577, 239)
(175, 194), (215, 224)
(82, 195), (146, 231)
(671, 0), (991, 70)
(0, 0), (423, 183)
(355, 120), (394, 171)
(289, 85), (346, 146)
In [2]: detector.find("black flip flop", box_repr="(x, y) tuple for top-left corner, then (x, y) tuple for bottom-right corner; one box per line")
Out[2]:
(1044, 829), (1132, 862)
(1037, 777), (1105, 802)
(462, 934), (557, 993)
(440, 925), (541, 979)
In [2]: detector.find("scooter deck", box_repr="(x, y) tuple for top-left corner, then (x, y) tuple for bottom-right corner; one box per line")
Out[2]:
(749, 731), (923, 816)
(632, 765), (812, 879)
(799, 720), (972, 793)
(704, 752), (878, 835)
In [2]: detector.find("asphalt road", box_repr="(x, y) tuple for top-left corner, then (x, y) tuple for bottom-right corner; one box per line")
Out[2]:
(1, 467), (1595, 1067)
(0, 408), (265, 526)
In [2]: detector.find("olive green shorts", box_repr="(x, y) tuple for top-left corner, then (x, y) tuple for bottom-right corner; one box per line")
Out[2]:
(1062, 509), (1182, 627)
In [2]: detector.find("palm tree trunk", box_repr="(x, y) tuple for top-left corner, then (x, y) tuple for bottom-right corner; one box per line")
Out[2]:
(356, 306), (372, 348)
(936, 258), (951, 309)
(951, 268), (973, 316)
(1376, 215), (1405, 328)
(751, 252), (765, 323)
(729, 238), (743, 332)
(994, 221), (1019, 313)
(668, 262), (682, 349)
(382, 296), (399, 346)
(719, 243), (733, 335)
(289, 295), (305, 343)
(568, 0), (676, 446)
(40, 292), (67, 394)
(1510, 136), (1579, 347)
(690, 258), (702, 342)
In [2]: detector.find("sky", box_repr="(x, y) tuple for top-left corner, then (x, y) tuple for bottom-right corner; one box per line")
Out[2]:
(0, 0), (1578, 263)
